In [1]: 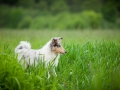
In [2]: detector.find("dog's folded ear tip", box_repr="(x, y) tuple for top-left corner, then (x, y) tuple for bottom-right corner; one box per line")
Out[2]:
(60, 37), (63, 39)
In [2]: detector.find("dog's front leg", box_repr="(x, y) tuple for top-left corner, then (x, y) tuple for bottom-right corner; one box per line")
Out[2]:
(48, 71), (50, 79)
(52, 68), (57, 77)
(47, 68), (57, 79)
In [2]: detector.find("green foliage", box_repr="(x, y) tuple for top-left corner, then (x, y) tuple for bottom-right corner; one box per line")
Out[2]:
(0, 5), (11, 27)
(0, 0), (120, 28)
(8, 7), (23, 28)
(18, 17), (32, 29)
(0, 1), (120, 29)
(0, 30), (120, 90)
(0, 39), (120, 90)
(80, 11), (103, 28)
(0, 46), (32, 90)
(29, 11), (103, 29)
(81, 0), (102, 12)
(18, 0), (35, 8)
(35, 1), (48, 11)
(102, 0), (120, 22)
(0, 6), (23, 28)
(50, 0), (69, 14)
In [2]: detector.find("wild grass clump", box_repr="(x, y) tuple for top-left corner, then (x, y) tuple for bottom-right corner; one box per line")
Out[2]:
(0, 41), (120, 90)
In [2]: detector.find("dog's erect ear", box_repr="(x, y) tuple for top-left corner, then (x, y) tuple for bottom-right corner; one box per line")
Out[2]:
(59, 37), (63, 40)
(52, 37), (62, 45)
(52, 38), (57, 44)
(58, 37), (63, 42)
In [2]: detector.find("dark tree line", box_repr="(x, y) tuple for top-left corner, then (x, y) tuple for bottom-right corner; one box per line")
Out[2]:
(0, 0), (120, 29)
(0, 0), (120, 21)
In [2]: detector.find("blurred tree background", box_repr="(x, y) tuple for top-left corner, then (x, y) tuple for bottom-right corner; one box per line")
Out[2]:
(0, 0), (120, 30)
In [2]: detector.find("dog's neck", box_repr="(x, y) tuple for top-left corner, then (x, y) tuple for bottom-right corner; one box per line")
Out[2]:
(40, 41), (57, 55)
(39, 41), (59, 62)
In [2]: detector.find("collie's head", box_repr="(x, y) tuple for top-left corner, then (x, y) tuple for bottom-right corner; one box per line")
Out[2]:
(51, 37), (66, 54)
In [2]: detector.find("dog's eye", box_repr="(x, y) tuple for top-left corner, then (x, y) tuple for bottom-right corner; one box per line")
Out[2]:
(57, 45), (61, 47)
(54, 44), (57, 46)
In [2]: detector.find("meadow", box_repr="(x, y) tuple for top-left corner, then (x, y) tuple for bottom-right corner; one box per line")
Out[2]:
(0, 29), (120, 90)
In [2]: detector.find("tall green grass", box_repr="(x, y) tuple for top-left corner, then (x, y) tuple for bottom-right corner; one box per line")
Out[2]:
(0, 30), (120, 90)
(0, 42), (120, 90)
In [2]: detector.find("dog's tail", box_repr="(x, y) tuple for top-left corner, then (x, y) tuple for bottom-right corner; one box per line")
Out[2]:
(15, 41), (31, 54)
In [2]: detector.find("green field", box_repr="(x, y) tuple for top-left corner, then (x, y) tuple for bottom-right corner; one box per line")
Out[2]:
(0, 29), (120, 90)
